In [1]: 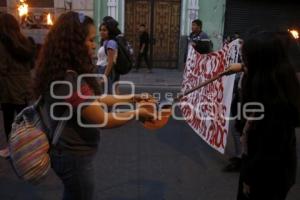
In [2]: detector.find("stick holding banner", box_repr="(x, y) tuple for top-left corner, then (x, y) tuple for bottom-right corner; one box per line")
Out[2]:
(142, 63), (243, 130)
(177, 63), (243, 100)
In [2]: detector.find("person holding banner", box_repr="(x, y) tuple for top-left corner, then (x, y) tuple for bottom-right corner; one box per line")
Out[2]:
(236, 31), (300, 200)
(188, 19), (212, 54)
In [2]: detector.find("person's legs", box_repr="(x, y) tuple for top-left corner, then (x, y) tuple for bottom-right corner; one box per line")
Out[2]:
(2, 103), (27, 139)
(135, 53), (143, 71)
(223, 119), (242, 172)
(0, 103), (26, 157)
(0, 107), (9, 157)
(237, 175), (249, 200)
(0, 104), (7, 148)
(2, 103), (16, 139)
(51, 151), (96, 200)
(112, 73), (120, 95)
(143, 51), (151, 71)
(237, 174), (290, 200)
(250, 184), (289, 200)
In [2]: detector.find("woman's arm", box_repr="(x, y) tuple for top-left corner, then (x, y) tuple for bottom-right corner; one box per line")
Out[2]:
(81, 100), (154, 129)
(99, 93), (155, 106)
(104, 48), (116, 76)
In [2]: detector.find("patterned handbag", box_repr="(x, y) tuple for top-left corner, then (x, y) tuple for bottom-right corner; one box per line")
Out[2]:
(8, 97), (66, 184)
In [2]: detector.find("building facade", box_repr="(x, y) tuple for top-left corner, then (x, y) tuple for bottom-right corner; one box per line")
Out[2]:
(2, 0), (299, 68)
(1, 0), (225, 68)
(94, 0), (226, 68)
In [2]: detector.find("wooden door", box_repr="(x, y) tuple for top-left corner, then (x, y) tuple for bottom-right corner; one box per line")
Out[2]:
(125, 0), (181, 68)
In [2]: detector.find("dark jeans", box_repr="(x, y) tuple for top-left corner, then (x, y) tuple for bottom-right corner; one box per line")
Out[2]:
(51, 150), (96, 200)
(136, 51), (150, 70)
(1, 103), (26, 140)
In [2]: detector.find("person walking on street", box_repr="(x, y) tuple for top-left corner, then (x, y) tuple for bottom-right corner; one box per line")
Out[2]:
(97, 21), (119, 94)
(135, 24), (151, 73)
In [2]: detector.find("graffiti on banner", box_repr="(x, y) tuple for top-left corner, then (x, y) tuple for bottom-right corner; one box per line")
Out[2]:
(180, 39), (241, 153)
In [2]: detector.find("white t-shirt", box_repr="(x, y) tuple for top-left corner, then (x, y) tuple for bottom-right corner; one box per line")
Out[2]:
(96, 46), (107, 67)
(96, 40), (118, 67)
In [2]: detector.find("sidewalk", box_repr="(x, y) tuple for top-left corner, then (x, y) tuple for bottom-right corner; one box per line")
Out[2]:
(120, 68), (183, 87)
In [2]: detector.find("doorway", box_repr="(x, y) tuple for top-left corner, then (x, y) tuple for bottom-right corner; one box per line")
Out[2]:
(125, 0), (181, 68)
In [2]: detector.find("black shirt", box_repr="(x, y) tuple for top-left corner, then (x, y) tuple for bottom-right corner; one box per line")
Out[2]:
(139, 31), (149, 52)
(43, 72), (100, 156)
(241, 103), (298, 189)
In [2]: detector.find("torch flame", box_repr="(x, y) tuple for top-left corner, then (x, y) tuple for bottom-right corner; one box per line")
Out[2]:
(18, 0), (29, 17)
(47, 13), (53, 26)
(289, 29), (299, 39)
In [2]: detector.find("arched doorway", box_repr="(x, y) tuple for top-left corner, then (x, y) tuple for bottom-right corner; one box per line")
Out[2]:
(125, 0), (181, 68)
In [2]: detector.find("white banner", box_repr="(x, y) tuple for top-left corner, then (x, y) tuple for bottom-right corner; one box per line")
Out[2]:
(181, 39), (241, 153)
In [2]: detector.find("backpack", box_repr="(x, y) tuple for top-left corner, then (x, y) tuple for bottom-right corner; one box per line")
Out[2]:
(8, 97), (67, 184)
(105, 35), (134, 75)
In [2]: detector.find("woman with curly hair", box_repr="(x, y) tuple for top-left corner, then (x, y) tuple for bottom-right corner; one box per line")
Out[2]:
(0, 13), (35, 158)
(237, 31), (300, 200)
(34, 12), (154, 200)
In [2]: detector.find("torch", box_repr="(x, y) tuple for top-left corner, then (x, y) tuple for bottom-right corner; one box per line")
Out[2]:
(18, 0), (29, 26)
(289, 29), (299, 40)
(46, 13), (53, 26)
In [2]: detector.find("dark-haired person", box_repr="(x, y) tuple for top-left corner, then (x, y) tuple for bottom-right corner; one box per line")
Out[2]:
(34, 12), (154, 200)
(135, 24), (151, 73)
(235, 31), (300, 200)
(188, 19), (211, 54)
(102, 16), (122, 36)
(97, 21), (120, 94)
(0, 13), (35, 158)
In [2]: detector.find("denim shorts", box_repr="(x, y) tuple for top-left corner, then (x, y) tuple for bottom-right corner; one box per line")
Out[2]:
(97, 65), (114, 94)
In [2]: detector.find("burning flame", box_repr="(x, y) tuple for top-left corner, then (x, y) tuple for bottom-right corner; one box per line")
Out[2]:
(289, 29), (299, 39)
(18, 0), (29, 17)
(47, 13), (53, 26)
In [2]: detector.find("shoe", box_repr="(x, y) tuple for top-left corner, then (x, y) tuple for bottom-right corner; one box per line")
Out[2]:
(222, 157), (241, 172)
(0, 147), (10, 158)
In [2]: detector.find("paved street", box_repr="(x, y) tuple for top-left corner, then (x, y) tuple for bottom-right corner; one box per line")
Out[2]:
(0, 76), (300, 200)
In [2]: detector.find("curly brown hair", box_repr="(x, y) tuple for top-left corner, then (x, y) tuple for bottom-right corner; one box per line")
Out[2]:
(34, 11), (100, 96)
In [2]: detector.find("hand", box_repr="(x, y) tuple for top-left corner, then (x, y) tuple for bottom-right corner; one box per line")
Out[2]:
(243, 182), (251, 198)
(133, 93), (157, 103)
(137, 107), (155, 122)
